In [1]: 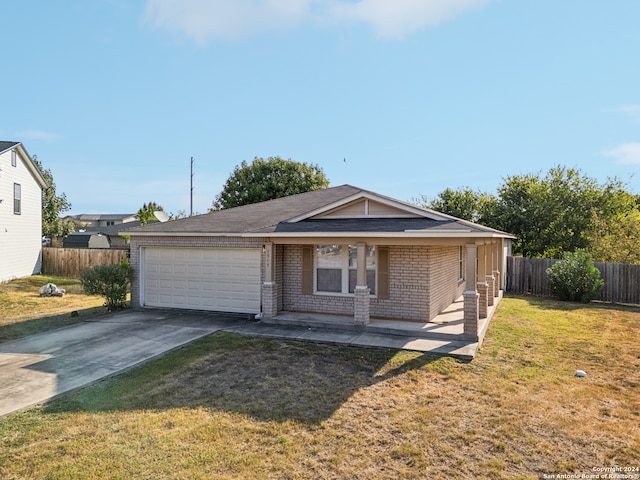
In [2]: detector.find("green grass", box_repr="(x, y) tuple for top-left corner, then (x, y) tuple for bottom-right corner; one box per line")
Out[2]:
(0, 295), (638, 479)
(0, 275), (107, 343)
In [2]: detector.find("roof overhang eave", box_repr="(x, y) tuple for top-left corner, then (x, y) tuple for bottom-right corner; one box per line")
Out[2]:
(127, 230), (515, 239)
(248, 231), (515, 239)
(123, 231), (248, 237)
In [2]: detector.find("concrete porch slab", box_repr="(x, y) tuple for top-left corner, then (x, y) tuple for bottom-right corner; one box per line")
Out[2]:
(261, 292), (503, 359)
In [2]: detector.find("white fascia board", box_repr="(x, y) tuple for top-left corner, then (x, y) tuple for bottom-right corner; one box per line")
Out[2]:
(243, 231), (512, 239)
(16, 143), (49, 189)
(124, 231), (244, 237)
(126, 230), (512, 239)
(318, 214), (419, 219)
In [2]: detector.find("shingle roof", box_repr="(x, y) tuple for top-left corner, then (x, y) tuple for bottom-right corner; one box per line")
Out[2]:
(0, 141), (19, 154)
(81, 220), (157, 236)
(71, 214), (136, 222)
(124, 184), (513, 238)
(123, 185), (364, 235)
(274, 218), (484, 233)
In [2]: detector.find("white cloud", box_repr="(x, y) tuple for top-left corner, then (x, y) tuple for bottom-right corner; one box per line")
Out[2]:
(329, 0), (493, 39)
(616, 104), (640, 123)
(0, 129), (58, 142)
(604, 142), (640, 166)
(144, 0), (313, 43)
(143, 0), (493, 42)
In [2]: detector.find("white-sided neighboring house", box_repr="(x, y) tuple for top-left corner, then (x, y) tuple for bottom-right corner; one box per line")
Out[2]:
(63, 211), (170, 229)
(63, 213), (170, 248)
(0, 141), (48, 283)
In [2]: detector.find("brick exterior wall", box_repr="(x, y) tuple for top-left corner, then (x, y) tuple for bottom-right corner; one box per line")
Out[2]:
(129, 236), (267, 308)
(370, 246), (430, 320)
(425, 246), (466, 319)
(282, 244), (464, 322)
(282, 245), (355, 315)
(131, 237), (465, 323)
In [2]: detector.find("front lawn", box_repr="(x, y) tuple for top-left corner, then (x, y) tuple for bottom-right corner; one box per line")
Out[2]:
(0, 296), (638, 479)
(0, 275), (105, 342)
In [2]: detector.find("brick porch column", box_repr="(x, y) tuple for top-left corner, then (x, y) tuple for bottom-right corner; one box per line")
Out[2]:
(485, 243), (495, 306)
(463, 243), (479, 340)
(463, 291), (479, 340)
(486, 274), (495, 306)
(261, 242), (278, 319)
(476, 244), (488, 318)
(477, 281), (489, 318)
(261, 282), (278, 319)
(493, 270), (500, 297)
(354, 286), (370, 325)
(353, 242), (370, 325)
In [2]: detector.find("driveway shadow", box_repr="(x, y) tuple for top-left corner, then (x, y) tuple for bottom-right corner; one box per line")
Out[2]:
(44, 332), (459, 424)
(0, 306), (107, 344)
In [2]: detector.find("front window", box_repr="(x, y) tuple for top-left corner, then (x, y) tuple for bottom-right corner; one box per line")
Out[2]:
(316, 245), (343, 292)
(316, 244), (376, 294)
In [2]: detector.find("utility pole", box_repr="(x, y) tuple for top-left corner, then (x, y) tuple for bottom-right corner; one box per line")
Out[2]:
(190, 157), (194, 217)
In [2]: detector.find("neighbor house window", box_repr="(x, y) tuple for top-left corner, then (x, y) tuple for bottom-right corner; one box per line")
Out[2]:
(13, 183), (21, 215)
(458, 245), (464, 281)
(316, 244), (376, 294)
(11, 150), (17, 167)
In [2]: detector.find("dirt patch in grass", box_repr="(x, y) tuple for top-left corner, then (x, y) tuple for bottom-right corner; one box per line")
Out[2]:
(0, 296), (638, 479)
(0, 275), (106, 342)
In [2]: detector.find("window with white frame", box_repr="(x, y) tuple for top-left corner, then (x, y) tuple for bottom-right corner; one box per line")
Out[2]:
(458, 245), (464, 281)
(316, 244), (376, 294)
(11, 150), (17, 167)
(14, 183), (21, 215)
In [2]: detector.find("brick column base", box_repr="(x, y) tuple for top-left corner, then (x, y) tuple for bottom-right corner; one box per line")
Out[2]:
(493, 270), (500, 297)
(261, 282), (278, 319)
(477, 282), (489, 319)
(463, 290), (479, 340)
(486, 275), (495, 306)
(354, 286), (370, 326)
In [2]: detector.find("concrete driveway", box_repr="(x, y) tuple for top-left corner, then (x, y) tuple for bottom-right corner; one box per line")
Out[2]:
(0, 307), (479, 417)
(0, 309), (252, 417)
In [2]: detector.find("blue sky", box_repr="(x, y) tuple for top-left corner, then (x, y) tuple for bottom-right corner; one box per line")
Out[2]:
(2, 0), (640, 216)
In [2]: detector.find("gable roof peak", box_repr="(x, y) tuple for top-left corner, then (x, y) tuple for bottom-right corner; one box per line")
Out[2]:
(0, 141), (48, 189)
(0, 141), (20, 154)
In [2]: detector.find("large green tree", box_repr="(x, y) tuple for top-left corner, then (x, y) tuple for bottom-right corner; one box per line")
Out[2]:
(590, 208), (640, 264)
(485, 166), (632, 258)
(423, 166), (639, 261)
(212, 157), (329, 210)
(418, 187), (493, 223)
(32, 157), (75, 238)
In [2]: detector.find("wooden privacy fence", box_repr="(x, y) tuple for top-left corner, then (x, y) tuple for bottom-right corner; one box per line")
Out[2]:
(506, 256), (640, 305)
(42, 248), (129, 278)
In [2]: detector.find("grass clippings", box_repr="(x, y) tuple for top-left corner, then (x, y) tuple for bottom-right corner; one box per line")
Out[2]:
(0, 295), (638, 479)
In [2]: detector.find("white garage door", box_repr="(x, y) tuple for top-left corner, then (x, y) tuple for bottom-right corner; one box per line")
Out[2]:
(142, 247), (261, 314)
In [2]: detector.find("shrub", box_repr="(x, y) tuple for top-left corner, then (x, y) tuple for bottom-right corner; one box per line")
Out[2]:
(546, 250), (604, 303)
(80, 261), (133, 311)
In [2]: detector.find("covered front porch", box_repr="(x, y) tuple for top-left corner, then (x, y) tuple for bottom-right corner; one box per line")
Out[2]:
(261, 239), (506, 350)
(262, 291), (503, 360)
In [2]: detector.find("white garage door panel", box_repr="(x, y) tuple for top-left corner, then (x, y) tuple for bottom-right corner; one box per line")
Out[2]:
(143, 247), (261, 314)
